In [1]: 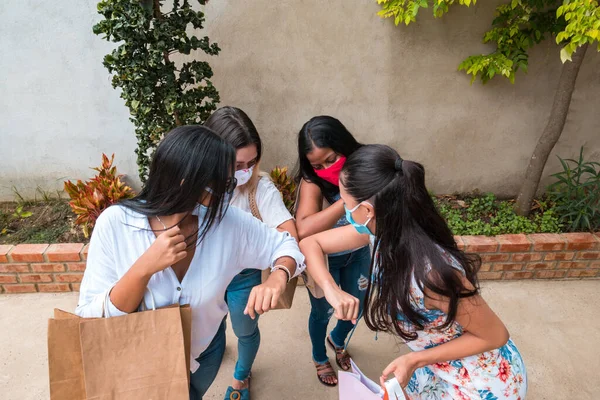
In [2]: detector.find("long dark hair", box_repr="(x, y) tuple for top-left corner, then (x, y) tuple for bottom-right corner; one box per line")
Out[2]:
(340, 144), (480, 341)
(204, 106), (262, 162)
(121, 125), (236, 244)
(295, 116), (361, 200)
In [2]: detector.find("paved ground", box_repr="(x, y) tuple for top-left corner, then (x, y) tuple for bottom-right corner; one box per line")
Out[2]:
(1, 280), (598, 399)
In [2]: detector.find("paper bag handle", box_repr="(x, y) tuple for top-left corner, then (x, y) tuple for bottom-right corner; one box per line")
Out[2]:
(102, 286), (156, 318)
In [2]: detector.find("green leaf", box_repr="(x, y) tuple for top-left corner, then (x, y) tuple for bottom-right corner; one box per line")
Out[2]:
(560, 46), (573, 63)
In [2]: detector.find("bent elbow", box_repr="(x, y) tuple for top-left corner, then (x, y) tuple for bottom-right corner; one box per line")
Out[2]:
(299, 237), (310, 252)
(297, 225), (311, 241)
(494, 326), (510, 349)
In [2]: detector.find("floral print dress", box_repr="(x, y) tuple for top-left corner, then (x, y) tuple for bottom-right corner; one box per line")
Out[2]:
(396, 249), (527, 400)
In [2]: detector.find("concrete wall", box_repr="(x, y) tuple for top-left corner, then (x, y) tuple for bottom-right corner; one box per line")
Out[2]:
(1, 0), (599, 200)
(0, 0), (138, 200)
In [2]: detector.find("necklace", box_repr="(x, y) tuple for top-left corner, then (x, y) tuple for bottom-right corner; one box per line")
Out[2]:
(156, 216), (167, 230)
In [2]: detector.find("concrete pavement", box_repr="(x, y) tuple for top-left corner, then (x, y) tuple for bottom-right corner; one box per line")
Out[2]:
(0, 280), (598, 399)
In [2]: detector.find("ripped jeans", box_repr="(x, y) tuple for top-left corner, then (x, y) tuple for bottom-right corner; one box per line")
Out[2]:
(307, 246), (372, 364)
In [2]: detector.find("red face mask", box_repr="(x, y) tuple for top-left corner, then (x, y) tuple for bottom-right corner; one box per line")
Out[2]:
(314, 156), (346, 186)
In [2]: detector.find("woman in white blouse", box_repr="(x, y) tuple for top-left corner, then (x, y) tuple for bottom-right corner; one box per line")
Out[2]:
(204, 107), (298, 400)
(75, 125), (305, 400)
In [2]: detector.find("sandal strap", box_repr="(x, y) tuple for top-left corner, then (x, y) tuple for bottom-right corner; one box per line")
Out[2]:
(315, 362), (335, 375)
(336, 349), (350, 360)
(229, 390), (242, 400)
(334, 348), (351, 369)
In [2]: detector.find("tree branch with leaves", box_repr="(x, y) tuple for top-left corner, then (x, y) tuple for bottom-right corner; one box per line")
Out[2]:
(377, 0), (599, 215)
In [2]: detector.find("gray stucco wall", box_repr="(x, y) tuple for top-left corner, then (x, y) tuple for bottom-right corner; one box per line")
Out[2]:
(1, 0), (598, 200)
(0, 0), (138, 200)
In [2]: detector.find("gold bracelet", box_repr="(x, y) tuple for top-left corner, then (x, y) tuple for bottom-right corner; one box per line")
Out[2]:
(272, 264), (292, 283)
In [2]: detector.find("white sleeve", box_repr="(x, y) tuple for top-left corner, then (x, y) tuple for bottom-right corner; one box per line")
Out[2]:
(75, 208), (128, 318)
(233, 208), (305, 277)
(256, 178), (293, 229)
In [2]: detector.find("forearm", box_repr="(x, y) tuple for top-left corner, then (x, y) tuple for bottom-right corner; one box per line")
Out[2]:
(410, 332), (508, 369)
(297, 200), (344, 239)
(272, 255), (298, 278)
(299, 237), (336, 289)
(109, 257), (154, 314)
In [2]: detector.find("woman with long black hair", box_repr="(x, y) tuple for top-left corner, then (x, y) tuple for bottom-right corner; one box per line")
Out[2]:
(294, 116), (371, 386)
(75, 126), (305, 400)
(300, 144), (526, 399)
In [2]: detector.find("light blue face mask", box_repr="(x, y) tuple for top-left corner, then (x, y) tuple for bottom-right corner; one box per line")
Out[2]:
(344, 202), (374, 236)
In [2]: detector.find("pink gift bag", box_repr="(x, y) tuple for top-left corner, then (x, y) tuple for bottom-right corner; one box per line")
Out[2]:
(339, 359), (406, 400)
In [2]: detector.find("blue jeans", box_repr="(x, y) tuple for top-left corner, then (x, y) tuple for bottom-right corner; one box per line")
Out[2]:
(189, 318), (227, 400)
(308, 246), (372, 364)
(225, 268), (263, 381)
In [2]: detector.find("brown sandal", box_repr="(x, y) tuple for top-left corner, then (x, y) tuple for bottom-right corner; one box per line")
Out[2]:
(315, 361), (338, 387)
(327, 336), (351, 371)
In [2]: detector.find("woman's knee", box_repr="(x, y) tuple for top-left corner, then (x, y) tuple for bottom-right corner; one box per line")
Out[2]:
(231, 313), (260, 339)
(310, 305), (335, 325)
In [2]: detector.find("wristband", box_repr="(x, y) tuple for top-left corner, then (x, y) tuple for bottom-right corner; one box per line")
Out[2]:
(272, 264), (292, 283)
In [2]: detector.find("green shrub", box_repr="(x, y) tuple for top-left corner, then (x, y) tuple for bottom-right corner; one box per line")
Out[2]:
(434, 193), (562, 236)
(548, 147), (600, 232)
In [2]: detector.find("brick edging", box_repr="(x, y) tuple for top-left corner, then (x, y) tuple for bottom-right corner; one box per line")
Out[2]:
(455, 233), (600, 280)
(1, 233), (599, 293)
(0, 244), (88, 293)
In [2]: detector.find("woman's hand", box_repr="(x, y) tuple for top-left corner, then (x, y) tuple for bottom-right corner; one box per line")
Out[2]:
(380, 353), (419, 389)
(141, 225), (187, 276)
(244, 269), (287, 319)
(322, 282), (360, 324)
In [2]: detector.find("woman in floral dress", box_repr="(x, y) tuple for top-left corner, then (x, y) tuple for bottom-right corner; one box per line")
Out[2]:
(300, 144), (527, 399)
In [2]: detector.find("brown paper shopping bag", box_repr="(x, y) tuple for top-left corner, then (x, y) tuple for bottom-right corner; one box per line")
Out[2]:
(260, 269), (298, 309)
(48, 303), (191, 400)
(47, 310), (88, 399)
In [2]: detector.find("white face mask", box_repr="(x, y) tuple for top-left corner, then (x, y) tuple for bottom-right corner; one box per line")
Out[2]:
(234, 166), (254, 187)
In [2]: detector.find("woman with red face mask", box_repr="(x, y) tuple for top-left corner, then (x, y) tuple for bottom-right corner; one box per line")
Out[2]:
(294, 116), (371, 388)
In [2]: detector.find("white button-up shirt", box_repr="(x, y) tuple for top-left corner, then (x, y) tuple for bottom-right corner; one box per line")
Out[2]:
(75, 203), (305, 372)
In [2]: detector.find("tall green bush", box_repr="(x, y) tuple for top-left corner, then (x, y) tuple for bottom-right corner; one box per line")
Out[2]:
(93, 0), (220, 181)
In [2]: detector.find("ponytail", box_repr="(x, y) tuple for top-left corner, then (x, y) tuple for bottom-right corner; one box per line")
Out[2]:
(341, 145), (480, 340)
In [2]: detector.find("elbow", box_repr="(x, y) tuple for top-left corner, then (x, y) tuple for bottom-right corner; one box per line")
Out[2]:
(493, 326), (510, 350)
(299, 236), (315, 255)
(297, 225), (311, 241)
(299, 237), (309, 252)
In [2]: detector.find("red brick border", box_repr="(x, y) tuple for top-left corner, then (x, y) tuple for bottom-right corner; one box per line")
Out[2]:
(0, 233), (598, 293)
(0, 244), (84, 294)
